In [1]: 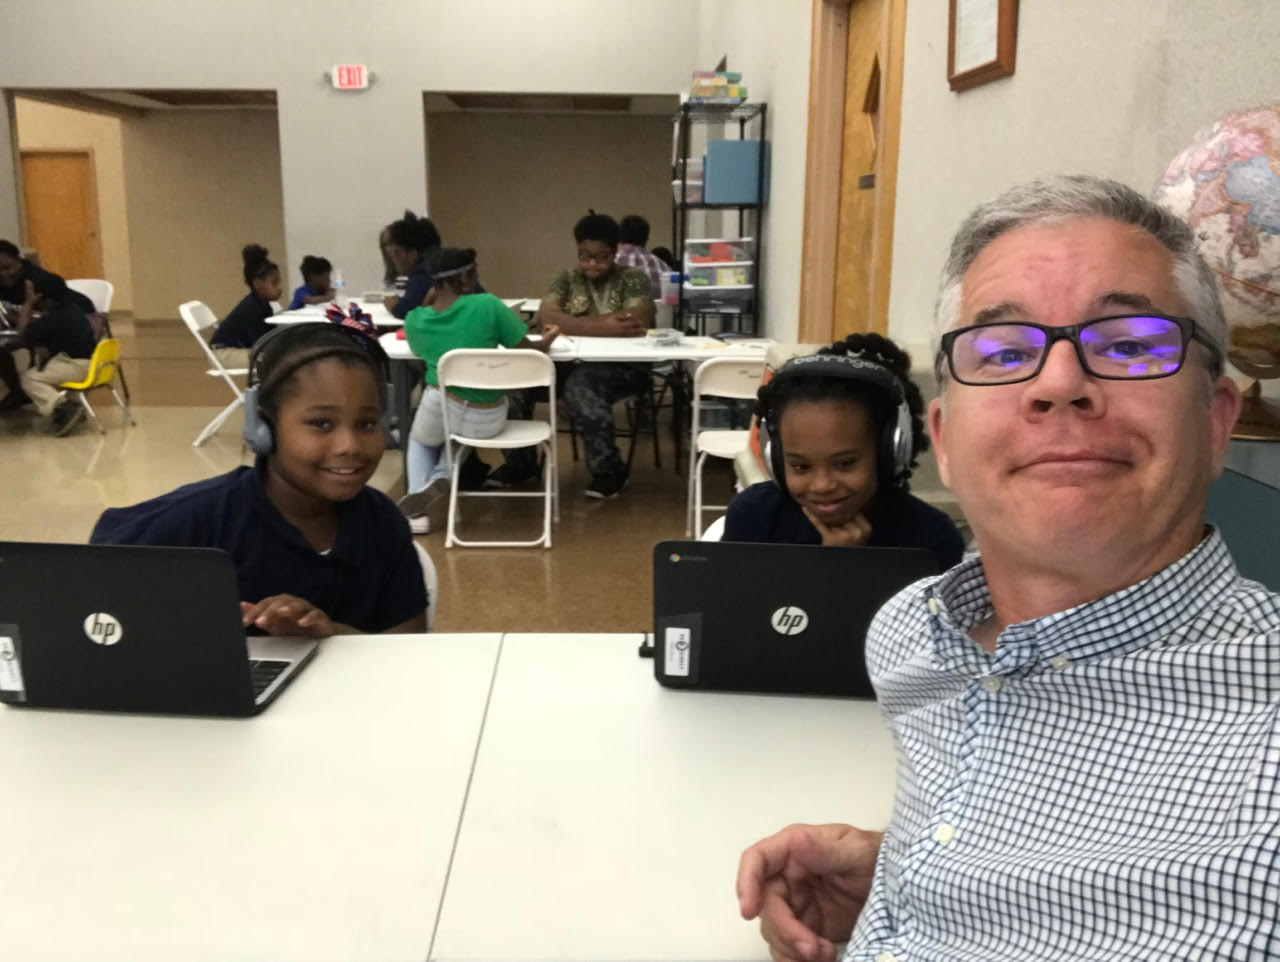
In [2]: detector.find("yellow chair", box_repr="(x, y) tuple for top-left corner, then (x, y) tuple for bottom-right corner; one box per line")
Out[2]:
(57, 338), (136, 435)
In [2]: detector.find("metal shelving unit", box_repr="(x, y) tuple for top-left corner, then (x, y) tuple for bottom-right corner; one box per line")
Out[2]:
(671, 101), (768, 335)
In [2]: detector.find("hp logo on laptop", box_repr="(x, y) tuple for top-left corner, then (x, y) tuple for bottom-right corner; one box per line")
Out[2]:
(770, 606), (809, 636)
(83, 612), (124, 646)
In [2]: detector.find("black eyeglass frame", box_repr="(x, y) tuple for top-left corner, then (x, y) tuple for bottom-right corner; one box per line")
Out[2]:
(936, 313), (1223, 386)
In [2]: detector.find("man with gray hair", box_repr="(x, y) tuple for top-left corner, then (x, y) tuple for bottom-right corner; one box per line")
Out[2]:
(736, 174), (1278, 961)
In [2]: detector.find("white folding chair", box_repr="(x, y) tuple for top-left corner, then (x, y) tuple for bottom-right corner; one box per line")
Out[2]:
(686, 357), (765, 536)
(179, 300), (248, 446)
(699, 516), (726, 541)
(66, 279), (114, 312)
(438, 349), (559, 549)
(412, 541), (439, 630)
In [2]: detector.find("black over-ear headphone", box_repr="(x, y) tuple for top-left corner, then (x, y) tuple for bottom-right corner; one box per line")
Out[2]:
(758, 352), (914, 491)
(242, 322), (394, 456)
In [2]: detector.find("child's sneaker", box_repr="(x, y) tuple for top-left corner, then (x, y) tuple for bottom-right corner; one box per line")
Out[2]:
(584, 469), (630, 500)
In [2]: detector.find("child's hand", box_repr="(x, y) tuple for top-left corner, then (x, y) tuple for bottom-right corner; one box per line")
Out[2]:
(540, 323), (561, 345)
(241, 595), (337, 638)
(383, 295), (399, 312)
(799, 507), (873, 548)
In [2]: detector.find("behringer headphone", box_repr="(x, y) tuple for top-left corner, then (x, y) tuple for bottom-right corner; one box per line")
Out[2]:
(758, 352), (915, 491)
(242, 322), (395, 456)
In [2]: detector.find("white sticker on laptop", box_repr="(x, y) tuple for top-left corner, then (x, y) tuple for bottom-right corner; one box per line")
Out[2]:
(664, 627), (692, 677)
(0, 635), (25, 694)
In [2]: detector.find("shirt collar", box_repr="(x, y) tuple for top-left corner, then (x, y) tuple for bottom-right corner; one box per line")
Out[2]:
(926, 527), (1239, 675)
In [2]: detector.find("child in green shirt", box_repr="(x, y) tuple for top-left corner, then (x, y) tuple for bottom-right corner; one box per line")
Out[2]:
(398, 248), (558, 532)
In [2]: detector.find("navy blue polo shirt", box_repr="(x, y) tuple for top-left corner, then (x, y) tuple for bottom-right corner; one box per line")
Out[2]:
(723, 480), (966, 571)
(211, 292), (274, 349)
(90, 463), (427, 633)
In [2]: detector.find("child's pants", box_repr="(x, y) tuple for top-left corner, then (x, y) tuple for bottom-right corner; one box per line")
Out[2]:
(2, 348), (91, 416)
(407, 385), (508, 493)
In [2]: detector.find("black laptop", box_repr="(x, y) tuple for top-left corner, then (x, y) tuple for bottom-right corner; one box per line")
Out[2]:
(0, 542), (319, 716)
(652, 541), (937, 697)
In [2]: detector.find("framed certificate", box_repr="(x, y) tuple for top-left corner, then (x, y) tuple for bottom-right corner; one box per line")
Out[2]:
(948, 0), (1018, 92)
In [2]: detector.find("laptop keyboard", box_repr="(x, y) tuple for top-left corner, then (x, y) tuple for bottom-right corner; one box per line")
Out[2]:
(249, 659), (290, 698)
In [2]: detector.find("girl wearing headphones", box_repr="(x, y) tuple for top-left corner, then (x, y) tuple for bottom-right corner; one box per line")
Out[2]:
(723, 333), (964, 569)
(91, 323), (429, 637)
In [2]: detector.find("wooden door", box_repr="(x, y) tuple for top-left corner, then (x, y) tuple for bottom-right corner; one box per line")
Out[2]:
(799, 0), (906, 343)
(20, 151), (103, 279)
(832, 0), (883, 337)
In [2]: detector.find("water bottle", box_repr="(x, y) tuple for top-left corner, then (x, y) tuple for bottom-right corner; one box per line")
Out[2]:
(332, 268), (346, 303)
(662, 271), (681, 306)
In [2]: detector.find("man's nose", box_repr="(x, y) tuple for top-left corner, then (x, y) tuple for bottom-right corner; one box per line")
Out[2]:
(1022, 339), (1107, 417)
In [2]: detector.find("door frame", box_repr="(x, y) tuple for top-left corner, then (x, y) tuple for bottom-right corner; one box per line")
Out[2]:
(798, 0), (907, 343)
(19, 147), (104, 277)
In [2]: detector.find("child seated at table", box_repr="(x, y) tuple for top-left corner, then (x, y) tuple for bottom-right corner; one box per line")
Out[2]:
(397, 247), (560, 534)
(288, 255), (335, 309)
(723, 333), (964, 570)
(92, 322), (428, 636)
(209, 244), (282, 369)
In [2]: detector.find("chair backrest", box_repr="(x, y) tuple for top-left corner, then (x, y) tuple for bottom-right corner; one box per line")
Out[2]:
(179, 300), (219, 334)
(695, 357), (766, 401)
(80, 338), (121, 390)
(67, 279), (114, 313)
(437, 348), (554, 392)
(412, 541), (439, 631)
(699, 516), (726, 541)
(178, 300), (230, 370)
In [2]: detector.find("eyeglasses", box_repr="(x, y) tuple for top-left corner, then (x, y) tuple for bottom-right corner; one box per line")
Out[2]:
(937, 314), (1221, 386)
(577, 250), (614, 266)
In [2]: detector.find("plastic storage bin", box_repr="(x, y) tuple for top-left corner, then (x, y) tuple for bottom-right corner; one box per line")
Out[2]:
(684, 237), (755, 264)
(682, 283), (753, 313)
(686, 262), (754, 286)
(672, 179), (704, 204)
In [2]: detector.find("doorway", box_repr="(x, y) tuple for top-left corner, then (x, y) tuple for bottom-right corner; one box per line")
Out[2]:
(20, 149), (103, 279)
(798, 0), (907, 343)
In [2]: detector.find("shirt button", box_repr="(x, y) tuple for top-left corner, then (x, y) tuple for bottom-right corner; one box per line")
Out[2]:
(981, 675), (1003, 693)
(927, 598), (940, 616)
(1050, 655), (1070, 672)
(933, 823), (956, 845)
(875, 954), (899, 962)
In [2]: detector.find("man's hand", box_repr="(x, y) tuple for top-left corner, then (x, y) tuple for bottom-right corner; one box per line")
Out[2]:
(600, 310), (645, 337)
(241, 594), (337, 638)
(22, 279), (36, 308)
(540, 323), (561, 347)
(383, 295), (399, 313)
(800, 508), (873, 548)
(737, 823), (883, 962)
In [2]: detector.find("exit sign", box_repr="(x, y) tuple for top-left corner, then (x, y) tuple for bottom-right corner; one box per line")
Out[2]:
(331, 64), (369, 90)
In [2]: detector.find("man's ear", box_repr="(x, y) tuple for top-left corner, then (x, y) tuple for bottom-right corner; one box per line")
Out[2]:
(928, 397), (951, 489)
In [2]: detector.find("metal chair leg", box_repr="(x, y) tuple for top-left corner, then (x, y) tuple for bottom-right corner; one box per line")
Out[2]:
(109, 387), (137, 426)
(76, 392), (105, 435)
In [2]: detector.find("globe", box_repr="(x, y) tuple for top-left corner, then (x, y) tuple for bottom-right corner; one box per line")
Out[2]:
(1153, 103), (1280, 385)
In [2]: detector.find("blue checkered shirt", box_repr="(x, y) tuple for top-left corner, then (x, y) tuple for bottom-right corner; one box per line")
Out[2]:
(846, 528), (1280, 961)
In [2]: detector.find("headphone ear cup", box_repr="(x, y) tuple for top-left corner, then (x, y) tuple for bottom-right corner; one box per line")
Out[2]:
(381, 380), (396, 437)
(885, 399), (913, 483)
(761, 416), (786, 488)
(241, 386), (275, 456)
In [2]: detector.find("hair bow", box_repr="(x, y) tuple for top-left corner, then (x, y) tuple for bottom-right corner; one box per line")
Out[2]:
(325, 302), (378, 342)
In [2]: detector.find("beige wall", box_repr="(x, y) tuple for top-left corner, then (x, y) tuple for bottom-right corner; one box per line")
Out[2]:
(122, 110), (285, 320)
(14, 97), (134, 311)
(698, 0), (813, 342)
(426, 112), (672, 300)
(888, 0), (1170, 354)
